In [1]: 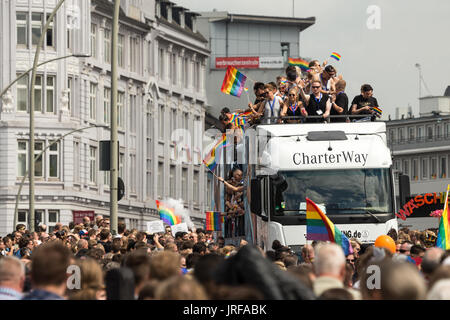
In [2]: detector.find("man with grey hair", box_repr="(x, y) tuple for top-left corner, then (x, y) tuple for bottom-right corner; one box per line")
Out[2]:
(313, 243), (360, 299)
(0, 256), (25, 299)
(77, 239), (89, 251)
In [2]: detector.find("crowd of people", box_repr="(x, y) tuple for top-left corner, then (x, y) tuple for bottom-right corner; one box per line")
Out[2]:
(218, 59), (381, 130)
(0, 215), (449, 300)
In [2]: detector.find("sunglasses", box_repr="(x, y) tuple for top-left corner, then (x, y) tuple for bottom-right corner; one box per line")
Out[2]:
(399, 249), (407, 253)
(312, 86), (321, 89)
(346, 259), (355, 263)
(288, 94), (296, 96)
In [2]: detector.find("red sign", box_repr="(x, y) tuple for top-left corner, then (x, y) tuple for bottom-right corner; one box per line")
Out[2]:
(215, 57), (260, 69)
(72, 210), (95, 225)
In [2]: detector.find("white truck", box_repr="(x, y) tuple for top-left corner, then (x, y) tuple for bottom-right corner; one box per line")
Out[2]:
(219, 121), (409, 252)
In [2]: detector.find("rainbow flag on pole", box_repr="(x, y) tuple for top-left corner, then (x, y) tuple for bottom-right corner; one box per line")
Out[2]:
(306, 198), (353, 255)
(156, 200), (181, 226)
(221, 66), (247, 97)
(372, 106), (382, 116)
(202, 134), (227, 171)
(205, 211), (223, 231)
(288, 57), (309, 71)
(437, 184), (450, 249)
(330, 52), (342, 61)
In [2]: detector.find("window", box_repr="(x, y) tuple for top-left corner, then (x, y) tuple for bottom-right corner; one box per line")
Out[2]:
(436, 125), (442, 139)
(46, 76), (55, 113)
(183, 112), (189, 131)
(157, 162), (164, 198)
(171, 53), (177, 85)
(195, 61), (200, 91)
(17, 74), (28, 111)
(440, 157), (447, 179)
(159, 105), (165, 140)
(18, 141), (27, 177)
(104, 171), (110, 186)
(118, 34), (124, 67)
(104, 88), (110, 124)
(89, 146), (97, 184)
(46, 13), (54, 47)
(130, 154), (136, 193)
(146, 159), (152, 199)
(73, 141), (80, 184)
(408, 127), (415, 141)
(281, 43), (290, 63)
(170, 165), (176, 197)
(398, 128), (405, 143)
(183, 57), (189, 87)
(89, 82), (97, 120)
(118, 92), (124, 129)
(431, 158), (437, 179)
(119, 153), (124, 179)
(34, 141), (44, 178)
(402, 159), (409, 176)
(48, 211), (59, 233)
(412, 159), (418, 181)
(206, 174), (213, 207)
(16, 12), (28, 47)
(170, 109), (177, 141)
(394, 159), (400, 180)
(34, 75), (42, 112)
(446, 123), (450, 138)
(130, 95), (136, 134)
(130, 37), (140, 72)
(417, 127), (423, 141)
(104, 29), (111, 63)
(193, 170), (199, 203)
(67, 76), (73, 112)
(17, 140), (59, 180)
(48, 141), (59, 178)
(159, 47), (165, 79)
(182, 168), (188, 201)
(91, 24), (97, 58)
(422, 158), (428, 179)
(389, 129), (396, 144)
(427, 126), (433, 140)
(31, 13), (42, 46)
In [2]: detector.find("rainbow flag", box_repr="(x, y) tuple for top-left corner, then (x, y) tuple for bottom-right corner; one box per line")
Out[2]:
(156, 200), (181, 226)
(372, 106), (382, 115)
(288, 57), (309, 71)
(306, 198), (353, 255)
(221, 66), (247, 97)
(203, 134), (227, 171)
(437, 185), (450, 249)
(205, 211), (223, 231)
(330, 52), (342, 61)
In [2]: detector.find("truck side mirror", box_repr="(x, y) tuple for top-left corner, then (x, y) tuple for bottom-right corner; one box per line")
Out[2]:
(250, 178), (262, 216)
(399, 174), (411, 205)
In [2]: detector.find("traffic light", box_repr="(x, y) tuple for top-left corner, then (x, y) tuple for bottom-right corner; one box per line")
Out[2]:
(99, 140), (119, 171)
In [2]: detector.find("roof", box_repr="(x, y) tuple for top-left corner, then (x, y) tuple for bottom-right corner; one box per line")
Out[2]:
(158, 16), (208, 43)
(93, 0), (151, 31)
(199, 11), (315, 30)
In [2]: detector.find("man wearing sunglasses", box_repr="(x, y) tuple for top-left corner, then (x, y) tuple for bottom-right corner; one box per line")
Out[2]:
(299, 80), (331, 123)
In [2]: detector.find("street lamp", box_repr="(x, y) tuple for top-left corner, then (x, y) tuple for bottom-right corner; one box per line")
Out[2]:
(14, 124), (108, 229)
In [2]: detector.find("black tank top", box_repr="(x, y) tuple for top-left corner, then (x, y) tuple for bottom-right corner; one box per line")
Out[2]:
(286, 102), (302, 117)
(306, 93), (329, 123)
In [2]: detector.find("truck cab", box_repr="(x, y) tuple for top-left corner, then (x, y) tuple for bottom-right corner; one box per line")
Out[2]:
(248, 122), (400, 252)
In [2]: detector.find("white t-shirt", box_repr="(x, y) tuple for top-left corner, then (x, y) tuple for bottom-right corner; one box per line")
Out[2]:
(264, 96), (282, 124)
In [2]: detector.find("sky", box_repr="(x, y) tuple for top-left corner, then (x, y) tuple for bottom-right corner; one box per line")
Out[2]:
(174, 0), (450, 119)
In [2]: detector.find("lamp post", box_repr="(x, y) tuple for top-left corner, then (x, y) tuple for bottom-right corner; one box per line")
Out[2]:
(14, 124), (108, 229)
(28, 0), (68, 232)
(110, 0), (121, 235)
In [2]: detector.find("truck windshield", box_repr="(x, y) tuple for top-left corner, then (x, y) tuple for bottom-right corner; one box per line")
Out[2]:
(272, 168), (393, 216)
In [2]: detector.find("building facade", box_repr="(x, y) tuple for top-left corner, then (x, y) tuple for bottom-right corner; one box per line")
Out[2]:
(386, 87), (450, 229)
(196, 11), (315, 118)
(0, 0), (210, 235)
